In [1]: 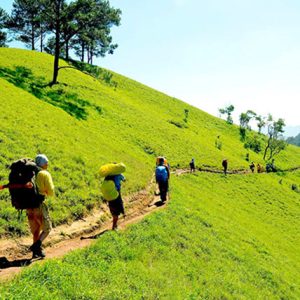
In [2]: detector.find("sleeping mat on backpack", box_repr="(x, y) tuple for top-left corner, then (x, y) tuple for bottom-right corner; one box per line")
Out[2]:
(99, 163), (126, 177)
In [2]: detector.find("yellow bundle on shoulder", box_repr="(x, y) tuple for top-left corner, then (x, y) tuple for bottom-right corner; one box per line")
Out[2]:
(99, 163), (126, 178)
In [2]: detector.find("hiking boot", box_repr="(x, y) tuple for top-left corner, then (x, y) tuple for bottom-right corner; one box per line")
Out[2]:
(112, 225), (119, 231)
(30, 240), (45, 259)
(29, 240), (41, 252)
(32, 247), (46, 259)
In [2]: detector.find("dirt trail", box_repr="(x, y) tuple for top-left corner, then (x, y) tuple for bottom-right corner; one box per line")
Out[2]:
(0, 175), (167, 281)
(1, 166), (299, 281)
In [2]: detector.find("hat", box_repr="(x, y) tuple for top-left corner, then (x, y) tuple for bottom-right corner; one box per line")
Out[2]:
(35, 154), (49, 167)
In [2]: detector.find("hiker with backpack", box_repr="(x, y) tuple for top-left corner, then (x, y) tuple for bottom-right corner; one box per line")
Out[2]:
(155, 157), (170, 203)
(27, 154), (54, 258)
(189, 158), (195, 173)
(0, 155), (54, 258)
(249, 162), (255, 173)
(103, 173), (126, 230)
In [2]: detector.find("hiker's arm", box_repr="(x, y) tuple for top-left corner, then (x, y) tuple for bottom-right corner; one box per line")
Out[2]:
(166, 167), (170, 179)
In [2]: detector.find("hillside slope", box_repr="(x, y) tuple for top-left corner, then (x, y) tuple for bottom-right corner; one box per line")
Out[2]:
(0, 48), (299, 236)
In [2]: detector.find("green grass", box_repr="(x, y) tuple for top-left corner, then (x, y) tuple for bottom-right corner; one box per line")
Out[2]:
(0, 171), (299, 299)
(1, 47), (297, 236)
(0, 47), (299, 298)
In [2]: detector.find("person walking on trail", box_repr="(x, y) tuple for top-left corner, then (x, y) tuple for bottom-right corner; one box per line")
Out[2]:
(222, 159), (228, 175)
(105, 173), (126, 230)
(250, 162), (255, 173)
(155, 157), (170, 203)
(257, 163), (264, 173)
(189, 158), (195, 173)
(28, 154), (54, 258)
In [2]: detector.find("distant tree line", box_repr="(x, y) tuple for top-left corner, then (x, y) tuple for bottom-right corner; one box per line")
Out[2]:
(0, 0), (121, 85)
(286, 133), (300, 147)
(219, 104), (287, 162)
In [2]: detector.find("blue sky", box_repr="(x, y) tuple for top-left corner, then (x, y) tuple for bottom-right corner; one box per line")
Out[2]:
(1, 0), (300, 132)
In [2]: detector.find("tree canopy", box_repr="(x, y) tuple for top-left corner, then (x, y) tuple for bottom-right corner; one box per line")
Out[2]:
(1, 0), (121, 84)
(263, 115), (287, 161)
(219, 105), (234, 124)
(0, 8), (9, 47)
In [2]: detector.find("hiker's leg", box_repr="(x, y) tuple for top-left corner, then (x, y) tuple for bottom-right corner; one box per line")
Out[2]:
(159, 182), (167, 201)
(119, 195), (125, 216)
(27, 208), (46, 258)
(158, 182), (164, 200)
(108, 198), (121, 229)
(166, 181), (169, 200)
(39, 203), (52, 242)
(27, 208), (42, 243)
(112, 215), (118, 229)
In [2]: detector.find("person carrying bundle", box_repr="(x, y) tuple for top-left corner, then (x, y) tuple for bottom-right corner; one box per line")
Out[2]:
(100, 163), (126, 230)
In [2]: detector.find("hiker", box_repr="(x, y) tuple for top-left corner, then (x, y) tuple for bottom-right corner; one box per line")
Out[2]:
(155, 157), (170, 203)
(189, 158), (195, 173)
(222, 159), (228, 175)
(28, 154), (54, 258)
(215, 135), (222, 150)
(257, 163), (264, 173)
(266, 159), (277, 173)
(246, 153), (250, 162)
(0, 155), (54, 258)
(249, 162), (255, 173)
(104, 173), (126, 230)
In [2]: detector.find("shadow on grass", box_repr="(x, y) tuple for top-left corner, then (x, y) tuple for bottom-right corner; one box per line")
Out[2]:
(0, 66), (102, 120)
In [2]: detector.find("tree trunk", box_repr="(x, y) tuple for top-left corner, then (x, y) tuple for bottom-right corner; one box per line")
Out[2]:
(52, 32), (60, 85)
(40, 29), (43, 52)
(81, 41), (84, 62)
(87, 45), (90, 63)
(65, 38), (69, 61)
(51, 1), (61, 85)
(31, 20), (35, 50)
(263, 137), (271, 160)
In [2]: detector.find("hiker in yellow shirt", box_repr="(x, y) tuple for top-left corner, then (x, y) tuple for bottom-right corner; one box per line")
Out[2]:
(28, 154), (54, 258)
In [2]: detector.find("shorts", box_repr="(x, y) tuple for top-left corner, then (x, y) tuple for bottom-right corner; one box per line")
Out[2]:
(27, 202), (52, 234)
(108, 194), (125, 216)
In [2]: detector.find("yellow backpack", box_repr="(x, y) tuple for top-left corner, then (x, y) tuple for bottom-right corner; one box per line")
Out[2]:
(100, 180), (119, 201)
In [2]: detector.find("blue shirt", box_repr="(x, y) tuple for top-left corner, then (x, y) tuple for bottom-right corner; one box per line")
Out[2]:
(113, 174), (125, 191)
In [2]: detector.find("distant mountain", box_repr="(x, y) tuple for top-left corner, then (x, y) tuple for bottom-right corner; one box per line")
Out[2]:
(284, 126), (300, 138)
(286, 133), (300, 147)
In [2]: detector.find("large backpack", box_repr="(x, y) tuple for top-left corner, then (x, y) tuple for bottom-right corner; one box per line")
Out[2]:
(155, 165), (169, 182)
(100, 179), (119, 201)
(8, 158), (44, 210)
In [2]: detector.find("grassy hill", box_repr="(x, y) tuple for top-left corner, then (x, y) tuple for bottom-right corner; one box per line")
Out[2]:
(0, 48), (299, 298)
